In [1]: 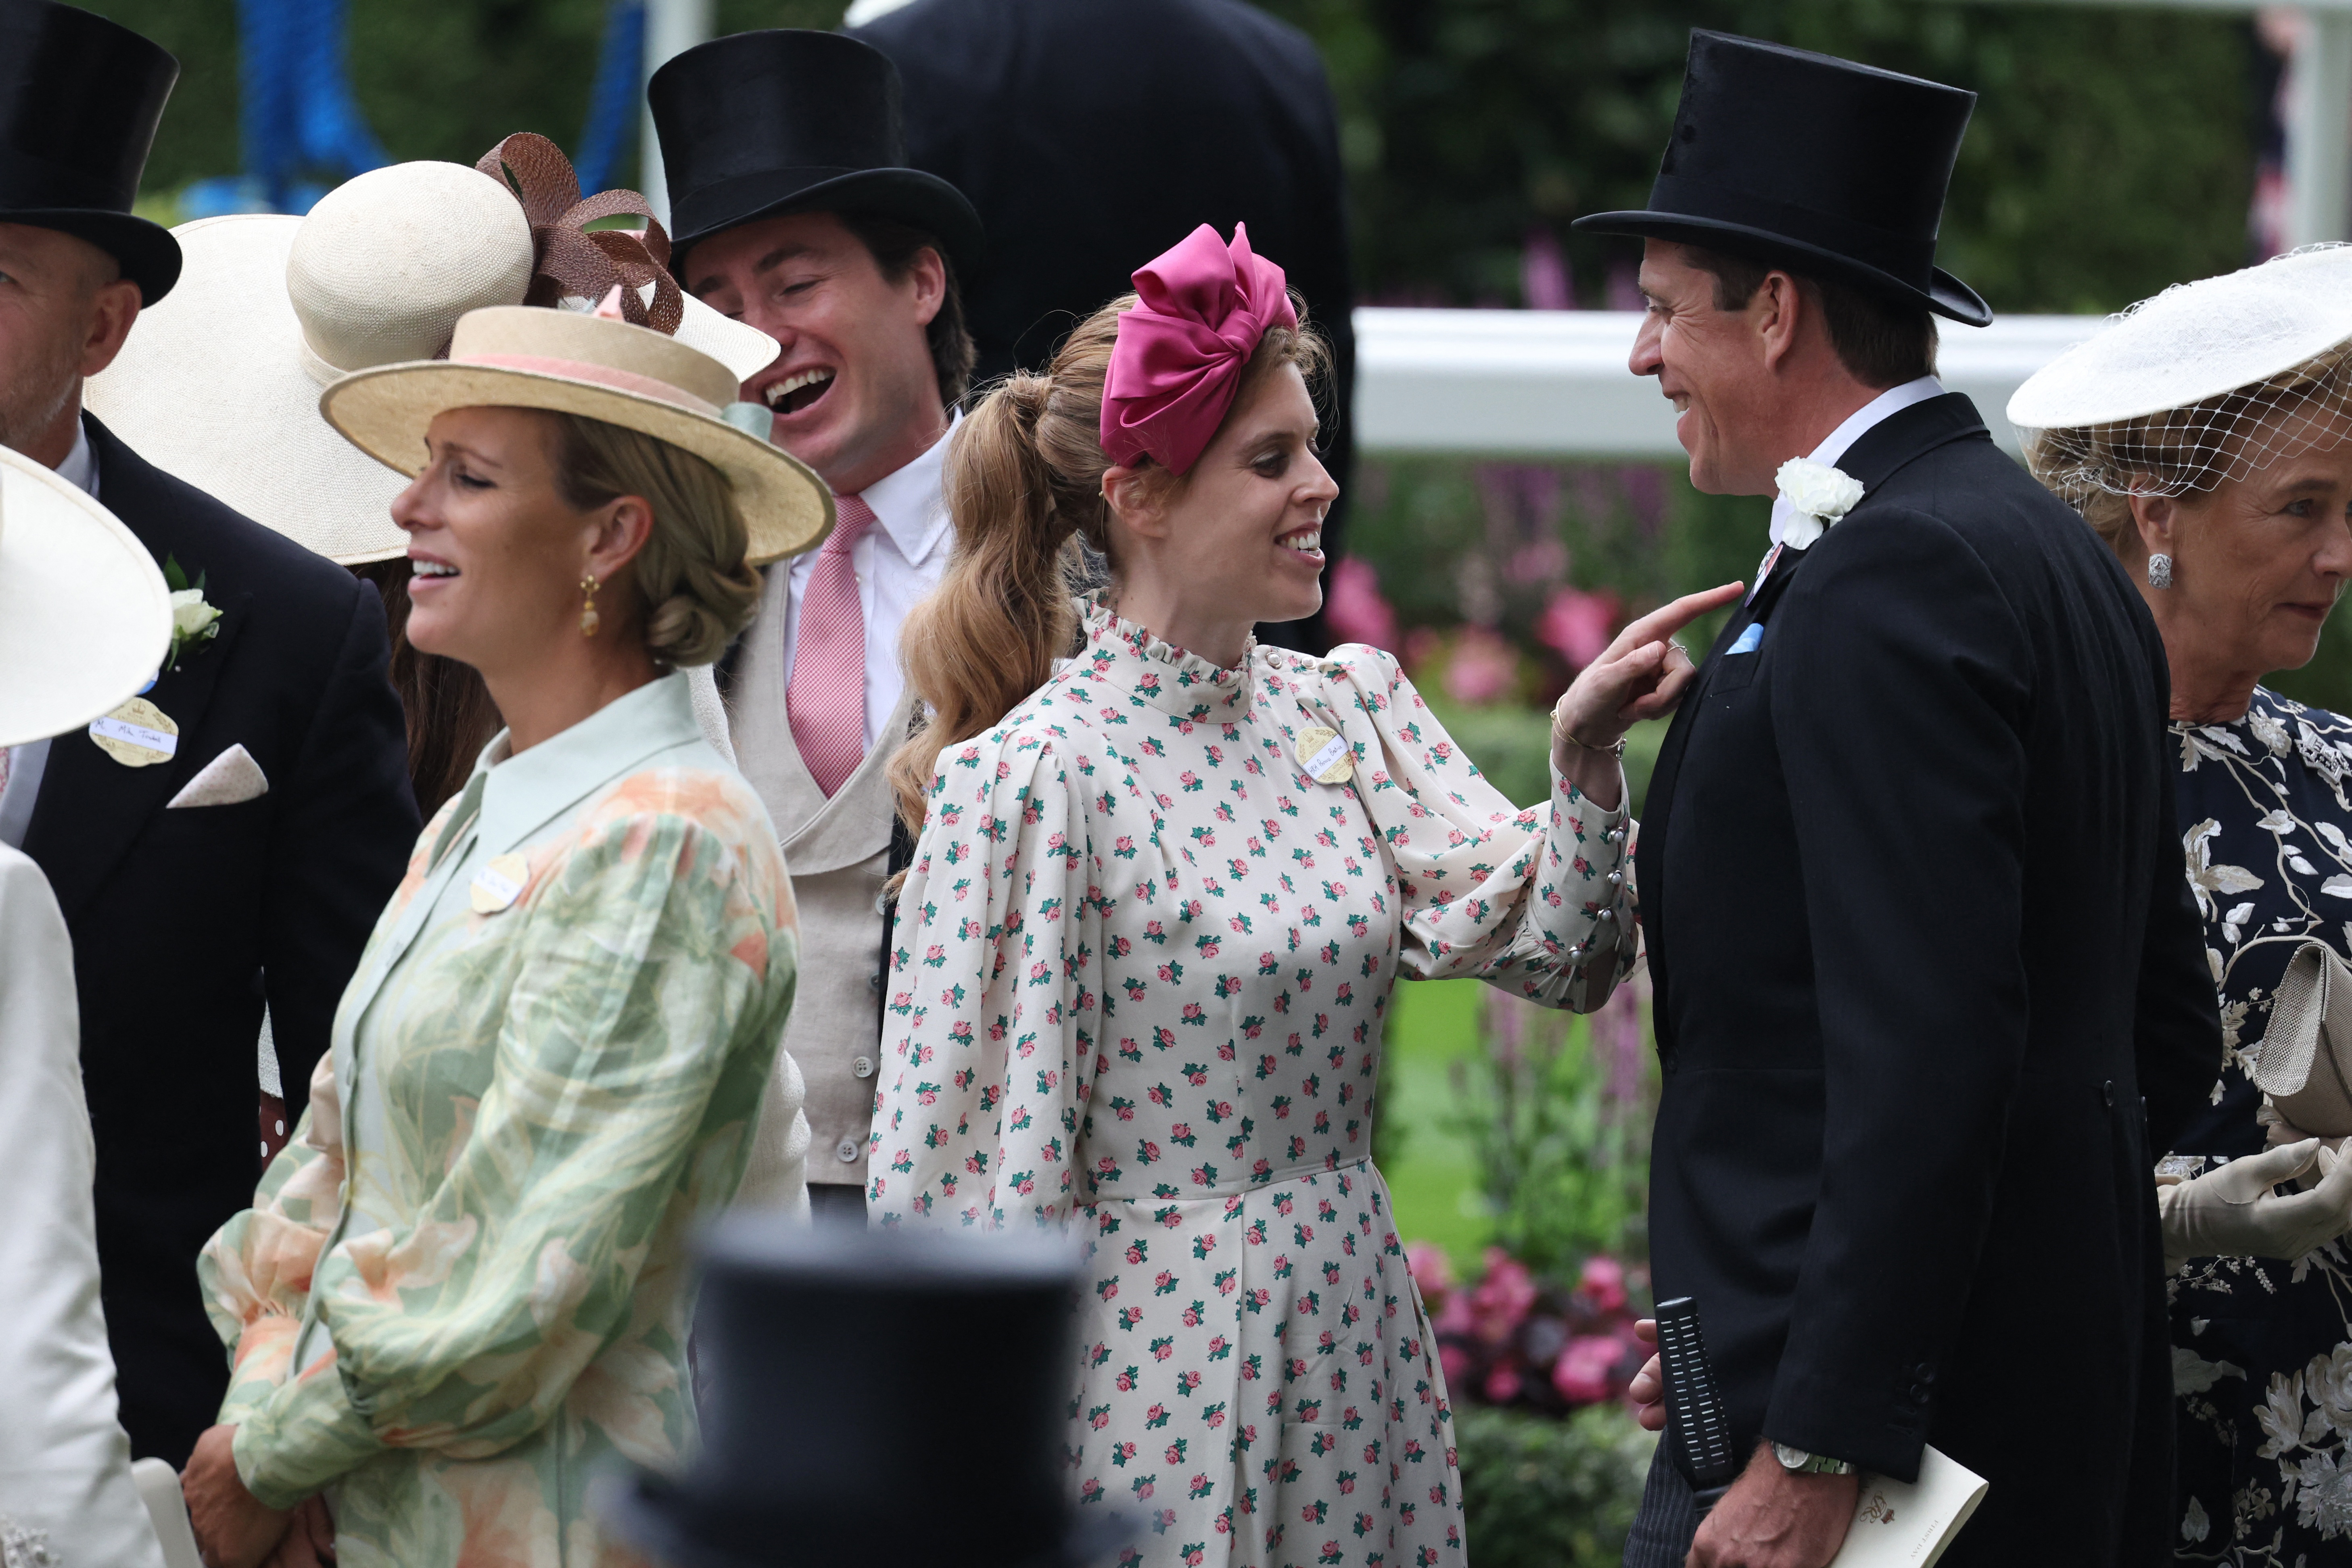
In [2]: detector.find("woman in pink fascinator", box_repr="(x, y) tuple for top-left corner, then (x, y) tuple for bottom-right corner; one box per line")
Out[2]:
(871, 223), (1737, 1564)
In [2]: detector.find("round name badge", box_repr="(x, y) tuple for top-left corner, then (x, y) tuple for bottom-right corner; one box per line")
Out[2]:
(1295, 724), (1354, 786)
(89, 697), (180, 767)
(470, 852), (532, 915)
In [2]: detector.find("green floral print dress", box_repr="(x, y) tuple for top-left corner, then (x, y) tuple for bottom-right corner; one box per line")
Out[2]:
(198, 674), (799, 1568)
(869, 598), (1636, 1568)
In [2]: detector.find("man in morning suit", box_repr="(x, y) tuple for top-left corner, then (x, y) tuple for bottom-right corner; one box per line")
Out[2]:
(0, 0), (416, 1467)
(1575, 34), (2220, 1568)
(850, 0), (1356, 652)
(649, 30), (981, 1221)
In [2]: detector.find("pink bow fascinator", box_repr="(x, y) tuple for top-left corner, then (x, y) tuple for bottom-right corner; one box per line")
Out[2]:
(1100, 222), (1298, 475)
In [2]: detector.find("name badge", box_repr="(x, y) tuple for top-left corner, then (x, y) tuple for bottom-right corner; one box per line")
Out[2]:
(470, 852), (531, 915)
(1295, 725), (1354, 785)
(90, 697), (179, 766)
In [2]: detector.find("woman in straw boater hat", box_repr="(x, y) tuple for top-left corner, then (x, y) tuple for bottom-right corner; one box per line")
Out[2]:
(180, 299), (832, 1568)
(2009, 245), (2352, 1562)
(88, 135), (786, 823)
(0, 443), (176, 1567)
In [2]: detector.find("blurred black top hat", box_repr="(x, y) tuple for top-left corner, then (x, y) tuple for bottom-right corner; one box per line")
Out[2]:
(601, 1219), (1123, 1568)
(1573, 31), (1989, 327)
(649, 30), (983, 281)
(0, 0), (181, 302)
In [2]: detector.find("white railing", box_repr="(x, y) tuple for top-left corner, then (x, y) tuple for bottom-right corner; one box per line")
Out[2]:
(1351, 307), (2103, 459)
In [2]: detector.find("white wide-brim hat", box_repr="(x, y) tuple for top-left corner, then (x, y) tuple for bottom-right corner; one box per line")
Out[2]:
(86, 159), (785, 566)
(2009, 244), (2352, 430)
(0, 442), (171, 747)
(322, 305), (833, 564)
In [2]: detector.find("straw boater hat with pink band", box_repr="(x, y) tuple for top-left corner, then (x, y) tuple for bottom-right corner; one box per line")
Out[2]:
(321, 299), (831, 563)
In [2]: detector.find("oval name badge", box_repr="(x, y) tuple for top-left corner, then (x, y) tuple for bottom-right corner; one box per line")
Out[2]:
(90, 697), (179, 767)
(469, 852), (532, 915)
(1295, 724), (1354, 786)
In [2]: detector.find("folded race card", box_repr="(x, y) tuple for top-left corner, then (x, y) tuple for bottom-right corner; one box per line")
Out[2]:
(1830, 1445), (1988, 1568)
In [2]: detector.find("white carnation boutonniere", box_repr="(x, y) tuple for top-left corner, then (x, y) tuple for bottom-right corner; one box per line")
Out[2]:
(1775, 457), (1866, 549)
(161, 554), (223, 672)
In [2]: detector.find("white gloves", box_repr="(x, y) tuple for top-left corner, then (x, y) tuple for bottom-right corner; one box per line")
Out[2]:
(2160, 1138), (2352, 1269)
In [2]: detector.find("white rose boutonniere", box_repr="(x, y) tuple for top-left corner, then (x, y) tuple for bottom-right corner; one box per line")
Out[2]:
(1775, 457), (1866, 549)
(162, 554), (222, 672)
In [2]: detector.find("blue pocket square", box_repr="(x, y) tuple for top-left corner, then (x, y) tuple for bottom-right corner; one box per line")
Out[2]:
(1727, 622), (1765, 656)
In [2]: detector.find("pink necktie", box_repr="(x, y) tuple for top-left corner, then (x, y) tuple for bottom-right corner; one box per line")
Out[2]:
(788, 492), (877, 797)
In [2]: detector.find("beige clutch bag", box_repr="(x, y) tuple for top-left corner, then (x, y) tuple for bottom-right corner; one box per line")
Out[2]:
(2253, 940), (2352, 1138)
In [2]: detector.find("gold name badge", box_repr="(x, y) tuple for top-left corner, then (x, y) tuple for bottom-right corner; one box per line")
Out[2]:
(1295, 725), (1354, 785)
(469, 852), (532, 914)
(89, 697), (179, 767)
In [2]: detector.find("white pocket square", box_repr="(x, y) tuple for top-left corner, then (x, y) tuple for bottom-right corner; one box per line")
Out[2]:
(167, 744), (268, 808)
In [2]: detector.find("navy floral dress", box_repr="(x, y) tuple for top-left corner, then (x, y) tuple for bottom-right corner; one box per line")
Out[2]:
(2169, 688), (2352, 1561)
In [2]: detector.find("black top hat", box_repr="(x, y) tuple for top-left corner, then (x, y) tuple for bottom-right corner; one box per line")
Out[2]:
(649, 30), (983, 281)
(1573, 31), (1989, 327)
(600, 1219), (1126, 1568)
(0, 0), (180, 302)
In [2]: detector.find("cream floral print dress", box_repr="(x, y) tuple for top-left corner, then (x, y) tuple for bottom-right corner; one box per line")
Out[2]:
(199, 674), (799, 1568)
(2165, 690), (2352, 1563)
(869, 597), (1636, 1568)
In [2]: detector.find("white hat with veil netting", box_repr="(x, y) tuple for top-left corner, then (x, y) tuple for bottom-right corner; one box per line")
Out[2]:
(2009, 245), (2352, 506)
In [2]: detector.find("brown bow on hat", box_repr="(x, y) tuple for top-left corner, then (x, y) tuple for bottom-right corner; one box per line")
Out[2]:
(475, 132), (684, 335)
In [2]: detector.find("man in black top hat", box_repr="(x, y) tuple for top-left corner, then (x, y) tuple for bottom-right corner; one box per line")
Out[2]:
(0, 0), (415, 1468)
(649, 29), (981, 1224)
(1574, 31), (2218, 1568)
(848, 0), (1356, 655)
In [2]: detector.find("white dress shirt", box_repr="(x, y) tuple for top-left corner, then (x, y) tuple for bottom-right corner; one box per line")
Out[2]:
(0, 422), (99, 850)
(774, 413), (957, 752)
(1767, 376), (1945, 547)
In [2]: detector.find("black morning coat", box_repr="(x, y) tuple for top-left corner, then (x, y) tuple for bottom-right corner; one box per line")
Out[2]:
(1636, 394), (2221, 1564)
(851, 0), (1356, 648)
(20, 415), (418, 1467)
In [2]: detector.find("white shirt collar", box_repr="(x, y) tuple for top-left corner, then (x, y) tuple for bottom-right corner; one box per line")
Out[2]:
(1767, 376), (1942, 547)
(56, 418), (97, 500)
(856, 407), (958, 566)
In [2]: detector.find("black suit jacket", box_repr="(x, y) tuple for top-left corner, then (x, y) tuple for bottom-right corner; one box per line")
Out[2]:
(21, 415), (417, 1466)
(852, 0), (1356, 649)
(1635, 395), (2218, 1564)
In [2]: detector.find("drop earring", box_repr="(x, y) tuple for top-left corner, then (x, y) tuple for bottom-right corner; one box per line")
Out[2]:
(2147, 553), (2174, 590)
(580, 574), (601, 637)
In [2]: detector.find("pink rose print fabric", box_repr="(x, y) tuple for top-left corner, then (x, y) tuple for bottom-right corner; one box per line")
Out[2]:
(870, 597), (1634, 1567)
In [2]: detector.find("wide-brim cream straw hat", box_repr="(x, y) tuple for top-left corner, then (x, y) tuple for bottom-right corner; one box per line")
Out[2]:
(0, 442), (171, 747)
(86, 159), (784, 566)
(322, 305), (832, 564)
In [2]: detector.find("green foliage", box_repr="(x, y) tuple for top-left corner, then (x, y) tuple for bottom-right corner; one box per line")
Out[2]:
(80, 0), (851, 200)
(1257, 0), (2252, 314)
(1447, 985), (1653, 1275)
(1456, 1403), (1656, 1568)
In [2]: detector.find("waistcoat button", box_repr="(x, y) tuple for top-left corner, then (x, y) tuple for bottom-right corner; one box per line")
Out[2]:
(835, 1138), (860, 1163)
(852, 1055), (875, 1079)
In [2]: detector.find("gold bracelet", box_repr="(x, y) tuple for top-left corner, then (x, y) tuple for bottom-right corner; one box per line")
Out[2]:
(1553, 723), (1626, 759)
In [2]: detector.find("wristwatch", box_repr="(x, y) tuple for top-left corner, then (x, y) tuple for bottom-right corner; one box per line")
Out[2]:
(1772, 1441), (1857, 1477)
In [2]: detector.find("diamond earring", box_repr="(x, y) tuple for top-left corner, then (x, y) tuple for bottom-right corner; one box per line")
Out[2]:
(2147, 553), (2174, 590)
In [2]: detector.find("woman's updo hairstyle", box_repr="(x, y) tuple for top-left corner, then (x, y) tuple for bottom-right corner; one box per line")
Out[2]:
(545, 411), (763, 668)
(890, 290), (1329, 833)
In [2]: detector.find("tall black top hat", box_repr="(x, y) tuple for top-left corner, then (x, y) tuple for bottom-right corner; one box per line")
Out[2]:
(600, 1219), (1123, 1568)
(0, 0), (180, 302)
(1573, 31), (1989, 327)
(649, 30), (983, 281)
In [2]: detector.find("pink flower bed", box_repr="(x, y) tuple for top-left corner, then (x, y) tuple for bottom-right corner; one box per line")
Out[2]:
(1407, 1243), (1649, 1416)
